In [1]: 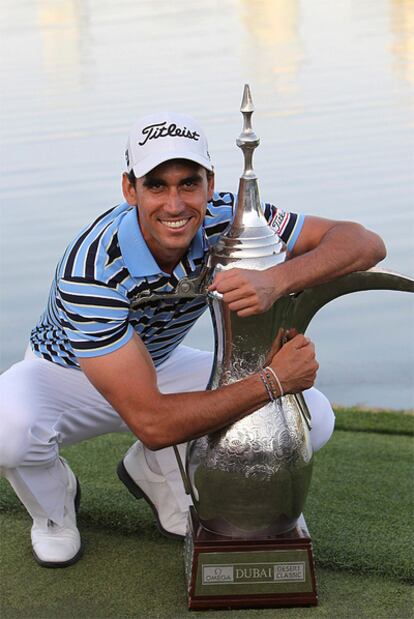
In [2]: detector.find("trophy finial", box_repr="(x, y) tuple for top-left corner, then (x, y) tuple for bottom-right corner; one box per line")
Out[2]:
(240, 83), (255, 113)
(237, 84), (260, 179)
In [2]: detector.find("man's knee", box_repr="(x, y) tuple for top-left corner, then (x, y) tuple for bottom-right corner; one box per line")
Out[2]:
(0, 362), (40, 469)
(303, 387), (335, 452)
(0, 412), (33, 469)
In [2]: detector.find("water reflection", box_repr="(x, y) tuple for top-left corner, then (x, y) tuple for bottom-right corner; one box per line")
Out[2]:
(239, 0), (303, 102)
(37, 0), (91, 88)
(389, 0), (414, 83)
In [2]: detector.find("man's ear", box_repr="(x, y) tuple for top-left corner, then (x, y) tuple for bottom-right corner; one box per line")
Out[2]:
(122, 173), (138, 206)
(207, 171), (215, 201)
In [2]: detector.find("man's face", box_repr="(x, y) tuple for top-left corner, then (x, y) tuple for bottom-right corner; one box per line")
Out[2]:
(123, 160), (214, 272)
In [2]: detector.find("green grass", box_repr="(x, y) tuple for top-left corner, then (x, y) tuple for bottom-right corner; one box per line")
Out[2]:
(1, 408), (413, 618)
(333, 406), (414, 436)
(308, 431), (413, 580)
(1, 521), (413, 619)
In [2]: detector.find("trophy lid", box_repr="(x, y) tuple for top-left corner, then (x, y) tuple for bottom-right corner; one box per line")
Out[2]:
(236, 84), (260, 181)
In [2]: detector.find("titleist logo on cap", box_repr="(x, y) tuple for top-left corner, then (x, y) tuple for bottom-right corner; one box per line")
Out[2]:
(138, 122), (200, 146)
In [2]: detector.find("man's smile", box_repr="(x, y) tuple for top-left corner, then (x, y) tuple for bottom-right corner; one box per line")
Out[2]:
(160, 217), (191, 229)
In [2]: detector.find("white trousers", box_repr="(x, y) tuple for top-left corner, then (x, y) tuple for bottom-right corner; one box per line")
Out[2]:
(0, 346), (335, 525)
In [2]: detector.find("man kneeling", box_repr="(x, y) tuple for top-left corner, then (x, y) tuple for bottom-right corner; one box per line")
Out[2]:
(0, 112), (385, 566)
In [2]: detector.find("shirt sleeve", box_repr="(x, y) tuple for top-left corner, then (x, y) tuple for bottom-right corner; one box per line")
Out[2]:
(263, 202), (305, 253)
(57, 277), (134, 357)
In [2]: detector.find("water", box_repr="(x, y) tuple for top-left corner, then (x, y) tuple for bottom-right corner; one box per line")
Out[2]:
(1, 0), (413, 409)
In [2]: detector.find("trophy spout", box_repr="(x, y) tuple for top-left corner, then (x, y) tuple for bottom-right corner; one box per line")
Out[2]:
(288, 268), (414, 334)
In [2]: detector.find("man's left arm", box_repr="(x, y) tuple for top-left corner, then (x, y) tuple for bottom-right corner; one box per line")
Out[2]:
(209, 216), (386, 317)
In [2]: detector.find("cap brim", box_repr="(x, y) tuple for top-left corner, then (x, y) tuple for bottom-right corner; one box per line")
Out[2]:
(132, 150), (213, 179)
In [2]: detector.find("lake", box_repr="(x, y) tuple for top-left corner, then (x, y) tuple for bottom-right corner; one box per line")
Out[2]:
(0, 0), (413, 409)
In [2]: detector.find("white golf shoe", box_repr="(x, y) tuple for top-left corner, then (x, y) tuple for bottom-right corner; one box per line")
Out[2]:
(117, 442), (189, 539)
(31, 459), (82, 567)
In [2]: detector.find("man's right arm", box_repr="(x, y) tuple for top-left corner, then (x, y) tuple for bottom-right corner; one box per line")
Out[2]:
(78, 332), (318, 450)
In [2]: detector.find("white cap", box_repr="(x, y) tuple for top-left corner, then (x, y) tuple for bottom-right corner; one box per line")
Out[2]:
(125, 112), (213, 178)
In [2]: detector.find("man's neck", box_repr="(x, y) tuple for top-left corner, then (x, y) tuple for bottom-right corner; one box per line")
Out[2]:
(154, 249), (186, 275)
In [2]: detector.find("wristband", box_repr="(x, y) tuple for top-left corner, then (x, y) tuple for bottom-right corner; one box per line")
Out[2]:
(259, 370), (275, 402)
(264, 366), (284, 398)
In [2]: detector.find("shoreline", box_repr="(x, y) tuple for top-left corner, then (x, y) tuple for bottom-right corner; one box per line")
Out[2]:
(332, 404), (414, 415)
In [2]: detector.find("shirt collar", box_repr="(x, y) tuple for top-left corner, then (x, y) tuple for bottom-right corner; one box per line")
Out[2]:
(117, 204), (207, 278)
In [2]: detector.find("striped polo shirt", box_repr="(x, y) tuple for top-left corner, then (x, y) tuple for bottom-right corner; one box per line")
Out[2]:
(30, 192), (304, 368)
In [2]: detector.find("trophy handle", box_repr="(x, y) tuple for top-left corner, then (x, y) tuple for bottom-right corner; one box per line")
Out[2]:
(173, 444), (193, 496)
(293, 392), (312, 431)
(289, 268), (414, 334)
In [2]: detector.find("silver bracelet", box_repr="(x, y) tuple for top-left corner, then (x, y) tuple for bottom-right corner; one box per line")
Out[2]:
(259, 370), (275, 402)
(264, 366), (284, 397)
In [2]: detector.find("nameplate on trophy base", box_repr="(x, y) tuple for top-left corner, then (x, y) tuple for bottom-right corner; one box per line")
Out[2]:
(184, 507), (317, 611)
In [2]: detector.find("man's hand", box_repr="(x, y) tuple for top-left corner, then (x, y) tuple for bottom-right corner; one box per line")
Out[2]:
(266, 331), (319, 395)
(208, 267), (279, 317)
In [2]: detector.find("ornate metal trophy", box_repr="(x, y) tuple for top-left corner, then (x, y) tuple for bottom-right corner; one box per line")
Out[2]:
(177, 85), (414, 611)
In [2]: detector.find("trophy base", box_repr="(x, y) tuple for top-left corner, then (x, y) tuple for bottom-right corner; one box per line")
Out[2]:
(184, 507), (317, 611)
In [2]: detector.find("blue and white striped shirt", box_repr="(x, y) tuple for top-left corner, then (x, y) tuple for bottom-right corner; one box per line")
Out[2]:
(30, 192), (304, 368)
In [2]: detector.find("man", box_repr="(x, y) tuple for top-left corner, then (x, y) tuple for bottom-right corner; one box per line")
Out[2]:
(0, 112), (386, 568)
